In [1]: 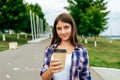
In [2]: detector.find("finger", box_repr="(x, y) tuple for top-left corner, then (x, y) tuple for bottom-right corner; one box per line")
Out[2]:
(52, 66), (63, 73)
(53, 65), (63, 70)
(50, 59), (62, 66)
(53, 61), (62, 66)
(51, 59), (60, 62)
(50, 64), (63, 73)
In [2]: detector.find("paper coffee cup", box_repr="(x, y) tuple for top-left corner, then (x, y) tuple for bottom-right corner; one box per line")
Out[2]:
(53, 49), (66, 71)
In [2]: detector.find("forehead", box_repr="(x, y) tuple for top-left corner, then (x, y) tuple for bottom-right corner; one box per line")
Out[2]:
(56, 21), (71, 27)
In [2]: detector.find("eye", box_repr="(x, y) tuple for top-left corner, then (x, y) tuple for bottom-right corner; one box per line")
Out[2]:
(56, 27), (61, 31)
(64, 26), (69, 30)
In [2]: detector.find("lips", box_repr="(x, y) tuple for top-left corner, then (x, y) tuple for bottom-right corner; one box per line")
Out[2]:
(60, 34), (69, 39)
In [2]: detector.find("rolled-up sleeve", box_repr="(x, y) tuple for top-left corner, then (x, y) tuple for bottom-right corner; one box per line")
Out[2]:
(40, 47), (52, 76)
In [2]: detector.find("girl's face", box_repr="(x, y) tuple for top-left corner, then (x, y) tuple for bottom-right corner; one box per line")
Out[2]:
(56, 21), (72, 41)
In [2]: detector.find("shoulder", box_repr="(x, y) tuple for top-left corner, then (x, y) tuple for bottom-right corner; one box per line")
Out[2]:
(75, 45), (88, 55)
(44, 44), (58, 58)
(45, 44), (57, 52)
(75, 45), (87, 51)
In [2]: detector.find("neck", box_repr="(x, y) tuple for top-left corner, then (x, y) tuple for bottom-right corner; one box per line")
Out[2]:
(60, 40), (73, 47)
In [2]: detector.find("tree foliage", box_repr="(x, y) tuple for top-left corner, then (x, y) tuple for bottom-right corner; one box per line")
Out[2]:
(0, 0), (26, 33)
(0, 0), (46, 33)
(87, 0), (109, 36)
(65, 0), (109, 36)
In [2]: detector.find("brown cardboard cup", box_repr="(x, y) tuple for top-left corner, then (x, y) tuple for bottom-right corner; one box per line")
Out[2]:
(53, 49), (66, 71)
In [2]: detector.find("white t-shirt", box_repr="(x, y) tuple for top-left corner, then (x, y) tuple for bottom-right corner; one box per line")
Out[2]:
(53, 54), (72, 80)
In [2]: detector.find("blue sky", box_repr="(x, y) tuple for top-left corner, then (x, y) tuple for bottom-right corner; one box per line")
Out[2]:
(24, 0), (120, 36)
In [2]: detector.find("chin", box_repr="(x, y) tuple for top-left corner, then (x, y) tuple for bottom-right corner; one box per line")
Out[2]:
(60, 36), (70, 41)
(62, 38), (69, 41)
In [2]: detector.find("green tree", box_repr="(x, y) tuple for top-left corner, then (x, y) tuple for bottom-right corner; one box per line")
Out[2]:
(0, 0), (27, 41)
(88, 0), (109, 47)
(0, 0), (27, 33)
(65, 0), (109, 46)
(0, 0), (46, 33)
(65, 0), (109, 36)
(89, 0), (109, 36)
(0, 0), (47, 41)
(65, 0), (93, 36)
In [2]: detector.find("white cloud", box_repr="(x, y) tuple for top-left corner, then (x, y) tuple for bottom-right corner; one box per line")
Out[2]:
(38, 0), (68, 25)
(103, 0), (120, 35)
(107, 0), (120, 13)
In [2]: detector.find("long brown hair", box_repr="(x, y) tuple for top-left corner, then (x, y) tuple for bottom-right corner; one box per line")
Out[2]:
(50, 13), (81, 46)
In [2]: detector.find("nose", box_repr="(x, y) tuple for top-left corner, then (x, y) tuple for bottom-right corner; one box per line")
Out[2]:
(61, 29), (65, 34)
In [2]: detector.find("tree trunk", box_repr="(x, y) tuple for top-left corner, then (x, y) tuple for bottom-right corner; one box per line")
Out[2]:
(94, 36), (97, 47)
(2, 33), (6, 41)
(17, 34), (20, 39)
(84, 36), (88, 44)
(25, 34), (27, 38)
(80, 35), (83, 42)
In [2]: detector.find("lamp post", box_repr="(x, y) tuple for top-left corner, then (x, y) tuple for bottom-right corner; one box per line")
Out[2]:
(29, 10), (34, 40)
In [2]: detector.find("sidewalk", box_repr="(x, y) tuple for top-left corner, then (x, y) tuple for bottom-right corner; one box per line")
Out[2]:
(0, 38), (119, 80)
(91, 67), (120, 80)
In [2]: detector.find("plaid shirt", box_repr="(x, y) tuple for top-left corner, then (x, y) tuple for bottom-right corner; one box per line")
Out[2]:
(40, 44), (91, 80)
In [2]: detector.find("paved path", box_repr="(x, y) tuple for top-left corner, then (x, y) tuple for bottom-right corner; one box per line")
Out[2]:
(0, 38), (103, 80)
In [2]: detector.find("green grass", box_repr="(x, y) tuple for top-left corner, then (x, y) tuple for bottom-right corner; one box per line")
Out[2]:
(0, 34), (120, 69)
(80, 37), (120, 69)
(0, 33), (32, 51)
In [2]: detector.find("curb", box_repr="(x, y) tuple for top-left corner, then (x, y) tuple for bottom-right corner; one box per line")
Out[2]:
(91, 67), (104, 80)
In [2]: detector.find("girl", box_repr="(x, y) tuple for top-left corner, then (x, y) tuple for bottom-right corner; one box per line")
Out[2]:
(40, 13), (91, 80)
